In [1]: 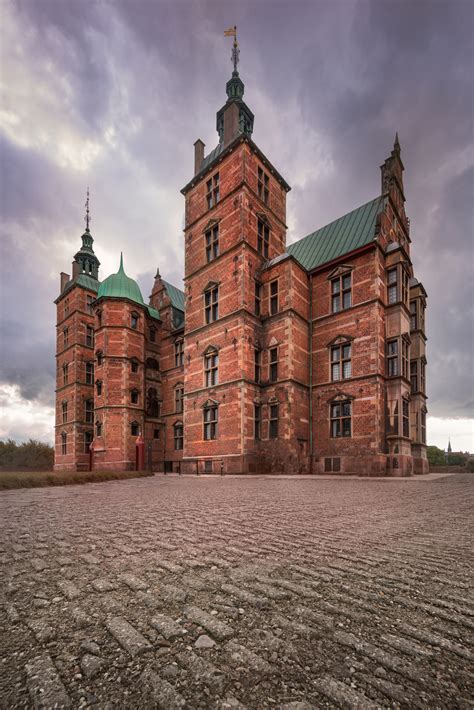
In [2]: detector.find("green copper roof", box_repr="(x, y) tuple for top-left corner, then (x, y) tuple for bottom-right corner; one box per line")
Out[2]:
(287, 196), (386, 271)
(61, 273), (100, 297)
(162, 279), (185, 312)
(147, 305), (161, 321)
(97, 254), (145, 305)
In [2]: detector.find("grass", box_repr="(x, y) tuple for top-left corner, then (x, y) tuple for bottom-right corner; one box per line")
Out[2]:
(0, 469), (154, 490)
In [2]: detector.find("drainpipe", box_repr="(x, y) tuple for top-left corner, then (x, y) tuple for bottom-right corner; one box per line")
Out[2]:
(309, 274), (314, 473)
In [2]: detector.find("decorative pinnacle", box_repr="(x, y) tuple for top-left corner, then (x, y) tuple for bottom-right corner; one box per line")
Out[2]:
(119, 252), (124, 272)
(84, 187), (91, 231)
(224, 25), (239, 74)
(394, 132), (400, 152)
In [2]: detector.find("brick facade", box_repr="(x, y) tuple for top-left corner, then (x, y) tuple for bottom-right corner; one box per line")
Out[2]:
(54, 72), (428, 476)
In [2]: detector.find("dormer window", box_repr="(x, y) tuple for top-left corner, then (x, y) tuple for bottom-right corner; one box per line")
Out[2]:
(206, 172), (220, 209)
(258, 167), (269, 204)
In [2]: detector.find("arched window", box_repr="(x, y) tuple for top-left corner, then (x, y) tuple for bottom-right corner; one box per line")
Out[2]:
(147, 388), (160, 417)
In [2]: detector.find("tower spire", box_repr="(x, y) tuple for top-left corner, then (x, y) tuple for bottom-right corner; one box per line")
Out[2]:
(224, 25), (239, 76)
(84, 187), (91, 232)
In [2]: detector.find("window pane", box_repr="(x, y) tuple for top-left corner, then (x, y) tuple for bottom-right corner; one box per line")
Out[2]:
(331, 420), (340, 437)
(342, 344), (351, 359)
(342, 419), (351, 436)
(342, 274), (351, 289)
(331, 403), (340, 417)
(343, 361), (351, 379)
(343, 291), (351, 309)
(342, 402), (351, 416)
(331, 363), (340, 381)
(331, 279), (340, 294)
(331, 347), (340, 361)
(332, 294), (340, 312)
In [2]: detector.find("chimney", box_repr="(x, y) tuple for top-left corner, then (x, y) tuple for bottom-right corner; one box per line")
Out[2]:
(72, 261), (80, 278)
(223, 102), (239, 147)
(60, 272), (70, 291)
(194, 139), (205, 175)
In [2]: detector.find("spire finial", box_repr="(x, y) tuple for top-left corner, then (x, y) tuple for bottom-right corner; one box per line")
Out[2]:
(224, 25), (239, 75)
(394, 132), (400, 152)
(119, 252), (124, 272)
(84, 187), (91, 231)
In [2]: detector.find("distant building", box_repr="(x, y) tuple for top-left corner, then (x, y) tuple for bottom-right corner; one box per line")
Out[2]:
(54, 49), (428, 476)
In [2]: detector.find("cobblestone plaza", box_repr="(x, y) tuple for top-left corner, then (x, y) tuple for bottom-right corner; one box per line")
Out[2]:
(1, 473), (473, 708)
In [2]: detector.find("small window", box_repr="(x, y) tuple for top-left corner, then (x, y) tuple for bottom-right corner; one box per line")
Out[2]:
(62, 363), (69, 386)
(95, 419), (102, 437)
(97, 310), (102, 327)
(131, 359), (139, 373)
(146, 357), (159, 371)
(254, 349), (261, 383)
(331, 273), (352, 313)
(153, 428), (160, 439)
(269, 403), (279, 439)
(204, 350), (218, 387)
(96, 351), (103, 366)
(64, 298), (69, 317)
(206, 172), (220, 209)
(85, 361), (94, 385)
(96, 380), (102, 396)
(402, 399), (410, 438)
(204, 286), (219, 324)
(331, 343), (351, 381)
(175, 386), (184, 413)
(174, 340), (184, 367)
(330, 400), (352, 438)
(387, 339), (398, 377)
(62, 400), (68, 424)
(131, 389), (139, 405)
(254, 404), (261, 439)
(130, 421), (139, 436)
(86, 325), (94, 347)
(258, 167), (269, 204)
(149, 327), (156, 343)
(85, 399), (94, 424)
(269, 347), (278, 383)
(257, 218), (270, 258)
(61, 431), (67, 455)
(254, 281), (262, 316)
(63, 327), (69, 349)
(131, 313), (139, 330)
(203, 405), (218, 440)
(84, 430), (93, 454)
(205, 224), (219, 263)
(87, 294), (94, 315)
(270, 280), (278, 315)
(174, 423), (183, 450)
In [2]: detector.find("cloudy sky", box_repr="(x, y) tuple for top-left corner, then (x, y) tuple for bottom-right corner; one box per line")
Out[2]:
(0, 0), (473, 451)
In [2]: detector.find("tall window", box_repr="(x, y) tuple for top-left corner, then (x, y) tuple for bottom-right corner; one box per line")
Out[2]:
(258, 167), (269, 204)
(257, 218), (270, 258)
(254, 349), (261, 383)
(387, 268), (398, 304)
(174, 340), (184, 367)
(206, 172), (220, 209)
(421, 409), (426, 444)
(402, 399), (410, 437)
(175, 386), (184, 413)
(131, 359), (139, 373)
(254, 404), (261, 439)
(61, 431), (67, 455)
(147, 388), (159, 417)
(130, 421), (139, 436)
(386, 400), (399, 436)
(96, 380), (102, 396)
(420, 358), (426, 393)
(64, 298), (69, 317)
(204, 350), (218, 387)
(269, 403), (279, 439)
(63, 328), (69, 349)
(410, 300), (417, 330)
(410, 360), (418, 392)
(269, 347), (278, 383)
(401, 339), (409, 379)
(254, 281), (262, 316)
(270, 280), (279, 315)
(203, 404), (218, 440)
(131, 389), (139, 405)
(96, 351), (103, 366)
(401, 268), (409, 305)
(86, 325), (94, 347)
(174, 422), (183, 450)
(330, 401), (352, 438)
(96, 419), (102, 437)
(204, 286), (219, 323)
(87, 295), (94, 314)
(62, 400), (68, 423)
(63, 363), (69, 385)
(131, 312), (139, 329)
(205, 224), (219, 262)
(387, 339), (398, 376)
(331, 343), (351, 381)
(97, 310), (102, 327)
(86, 361), (94, 385)
(85, 399), (94, 423)
(331, 273), (351, 312)
(149, 327), (156, 343)
(84, 430), (93, 454)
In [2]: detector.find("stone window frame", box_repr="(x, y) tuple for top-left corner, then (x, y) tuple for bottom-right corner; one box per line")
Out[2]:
(328, 335), (354, 382)
(63, 327), (69, 349)
(268, 398), (279, 439)
(96, 350), (104, 367)
(204, 219), (220, 263)
(269, 279), (279, 315)
(61, 399), (68, 424)
(85, 361), (94, 385)
(203, 399), (218, 441)
(257, 214), (270, 259)
(61, 431), (67, 455)
(96, 309), (102, 328)
(62, 362), (69, 386)
(402, 395), (410, 438)
(203, 282), (219, 324)
(174, 338), (184, 367)
(130, 420), (140, 437)
(130, 358), (140, 373)
(269, 345), (278, 383)
(95, 419), (102, 437)
(146, 387), (160, 417)
(173, 420), (184, 450)
(330, 269), (352, 313)
(203, 346), (219, 388)
(86, 324), (94, 347)
(254, 347), (262, 383)
(130, 311), (140, 330)
(387, 262), (410, 307)
(421, 406), (427, 444)
(174, 382), (184, 413)
(258, 166), (269, 205)
(85, 398), (94, 424)
(130, 388), (140, 405)
(149, 326), (157, 343)
(64, 298), (70, 317)
(386, 334), (410, 380)
(206, 172), (220, 210)
(96, 379), (102, 396)
(87, 294), (94, 315)
(329, 393), (354, 439)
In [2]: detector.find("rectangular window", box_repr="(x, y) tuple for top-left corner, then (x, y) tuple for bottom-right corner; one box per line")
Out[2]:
(174, 340), (184, 367)
(257, 219), (270, 258)
(258, 167), (269, 204)
(401, 268), (409, 306)
(130, 359), (139, 373)
(97, 351), (103, 366)
(206, 172), (220, 209)
(254, 404), (261, 440)
(131, 313), (138, 329)
(62, 401), (68, 424)
(410, 360), (418, 392)
(96, 380), (102, 396)
(131, 389), (139, 404)
(270, 280), (279, 315)
(85, 399), (94, 424)
(254, 349), (261, 383)
(330, 401), (352, 438)
(63, 363), (69, 385)
(64, 298), (69, 317)
(269, 347), (278, 383)
(175, 386), (184, 413)
(387, 339), (398, 377)
(205, 224), (219, 263)
(401, 339), (409, 379)
(63, 328), (69, 349)
(421, 410), (426, 444)
(204, 351), (218, 387)
(386, 400), (399, 436)
(410, 300), (418, 331)
(402, 399), (410, 437)
(204, 405), (218, 440)
(86, 325), (94, 347)
(331, 343), (351, 381)
(420, 359), (426, 393)
(130, 421), (139, 436)
(269, 403), (279, 439)
(87, 295), (94, 314)
(154, 428), (160, 439)
(331, 273), (352, 313)
(204, 286), (219, 323)
(61, 432), (67, 455)
(174, 424), (183, 450)
(84, 430), (93, 454)
(86, 361), (94, 385)
(254, 281), (262, 316)
(387, 268), (398, 304)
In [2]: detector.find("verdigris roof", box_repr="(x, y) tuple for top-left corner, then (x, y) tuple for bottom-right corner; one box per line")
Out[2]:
(287, 196), (386, 271)
(97, 254), (144, 306)
(62, 273), (100, 296)
(162, 279), (185, 312)
(146, 305), (161, 321)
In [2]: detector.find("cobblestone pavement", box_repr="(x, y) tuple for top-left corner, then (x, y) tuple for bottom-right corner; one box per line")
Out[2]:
(1, 473), (473, 709)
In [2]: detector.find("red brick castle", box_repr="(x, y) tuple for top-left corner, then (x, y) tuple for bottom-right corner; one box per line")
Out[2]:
(54, 43), (428, 476)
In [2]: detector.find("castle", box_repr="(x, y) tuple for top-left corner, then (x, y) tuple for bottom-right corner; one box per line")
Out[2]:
(54, 44), (428, 476)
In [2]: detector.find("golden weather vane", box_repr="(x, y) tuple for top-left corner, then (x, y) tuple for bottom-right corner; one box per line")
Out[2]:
(224, 25), (239, 74)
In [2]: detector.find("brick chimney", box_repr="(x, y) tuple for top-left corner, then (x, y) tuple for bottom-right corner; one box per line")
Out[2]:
(72, 261), (80, 278)
(223, 102), (240, 147)
(194, 139), (205, 175)
(60, 272), (70, 291)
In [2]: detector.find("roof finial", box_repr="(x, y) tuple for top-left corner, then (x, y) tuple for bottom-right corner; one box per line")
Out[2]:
(394, 132), (400, 153)
(119, 252), (124, 272)
(84, 187), (91, 231)
(224, 25), (239, 75)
